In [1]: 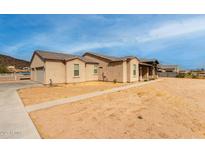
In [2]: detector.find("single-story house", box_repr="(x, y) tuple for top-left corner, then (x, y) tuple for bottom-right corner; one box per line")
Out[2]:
(30, 50), (159, 84)
(30, 50), (99, 84)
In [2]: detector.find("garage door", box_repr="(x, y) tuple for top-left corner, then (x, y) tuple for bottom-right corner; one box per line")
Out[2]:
(36, 67), (44, 83)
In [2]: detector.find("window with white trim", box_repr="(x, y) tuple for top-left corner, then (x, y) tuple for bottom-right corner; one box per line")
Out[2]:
(133, 64), (137, 77)
(94, 64), (98, 74)
(74, 64), (79, 77)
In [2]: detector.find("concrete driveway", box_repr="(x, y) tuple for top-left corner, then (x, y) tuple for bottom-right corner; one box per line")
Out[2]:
(0, 80), (41, 139)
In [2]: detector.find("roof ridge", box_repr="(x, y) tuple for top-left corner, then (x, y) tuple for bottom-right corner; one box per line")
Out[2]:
(35, 50), (77, 57)
(83, 51), (139, 61)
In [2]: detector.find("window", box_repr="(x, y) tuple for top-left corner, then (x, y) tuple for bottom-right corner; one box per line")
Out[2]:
(74, 64), (79, 77)
(133, 64), (137, 77)
(94, 64), (98, 74)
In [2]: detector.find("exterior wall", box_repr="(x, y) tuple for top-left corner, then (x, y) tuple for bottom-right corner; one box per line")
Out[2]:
(83, 54), (110, 81)
(122, 61), (127, 83)
(85, 64), (99, 81)
(66, 59), (86, 83)
(83, 54), (141, 83)
(30, 54), (45, 68)
(107, 61), (124, 82)
(127, 59), (139, 82)
(31, 69), (35, 80)
(44, 61), (66, 84)
(30, 54), (45, 81)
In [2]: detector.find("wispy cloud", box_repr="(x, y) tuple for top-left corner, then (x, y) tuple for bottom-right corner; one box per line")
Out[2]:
(1, 15), (205, 69)
(136, 16), (205, 43)
(65, 41), (123, 52)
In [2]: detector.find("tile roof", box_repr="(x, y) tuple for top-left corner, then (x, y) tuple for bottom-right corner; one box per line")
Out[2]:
(139, 58), (159, 64)
(83, 52), (139, 62)
(34, 50), (98, 64)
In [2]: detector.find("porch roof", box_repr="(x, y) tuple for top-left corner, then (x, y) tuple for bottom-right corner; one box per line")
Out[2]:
(139, 62), (153, 67)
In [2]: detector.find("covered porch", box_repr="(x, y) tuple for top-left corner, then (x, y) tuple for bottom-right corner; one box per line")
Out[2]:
(139, 63), (158, 81)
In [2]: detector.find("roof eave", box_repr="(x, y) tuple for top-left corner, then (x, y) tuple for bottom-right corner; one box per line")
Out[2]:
(139, 62), (153, 67)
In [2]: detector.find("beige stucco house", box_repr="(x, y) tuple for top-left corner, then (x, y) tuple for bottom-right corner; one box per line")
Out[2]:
(30, 50), (99, 84)
(83, 52), (140, 83)
(30, 50), (159, 84)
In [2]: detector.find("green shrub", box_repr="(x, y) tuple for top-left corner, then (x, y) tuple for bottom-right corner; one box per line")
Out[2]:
(176, 73), (185, 78)
(192, 75), (197, 79)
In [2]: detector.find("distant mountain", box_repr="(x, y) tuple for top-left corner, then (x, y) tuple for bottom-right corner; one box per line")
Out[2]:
(0, 54), (30, 69)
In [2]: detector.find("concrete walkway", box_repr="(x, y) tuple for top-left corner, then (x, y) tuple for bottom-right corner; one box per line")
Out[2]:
(26, 79), (163, 113)
(0, 81), (41, 139)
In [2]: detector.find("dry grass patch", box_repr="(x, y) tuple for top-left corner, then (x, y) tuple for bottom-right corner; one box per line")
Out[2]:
(30, 78), (205, 138)
(18, 81), (126, 106)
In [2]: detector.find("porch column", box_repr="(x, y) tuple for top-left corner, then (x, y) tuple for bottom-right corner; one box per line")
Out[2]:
(139, 66), (143, 81)
(146, 67), (149, 80)
(155, 66), (158, 78)
(152, 66), (155, 78)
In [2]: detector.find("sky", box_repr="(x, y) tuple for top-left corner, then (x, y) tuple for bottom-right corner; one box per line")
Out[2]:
(0, 14), (205, 69)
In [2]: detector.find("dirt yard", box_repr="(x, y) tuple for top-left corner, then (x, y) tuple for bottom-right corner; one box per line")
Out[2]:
(30, 78), (205, 138)
(18, 81), (125, 106)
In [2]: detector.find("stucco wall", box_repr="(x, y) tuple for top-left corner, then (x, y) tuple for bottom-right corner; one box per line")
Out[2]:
(127, 59), (139, 82)
(122, 61), (127, 83)
(30, 54), (45, 68)
(107, 61), (124, 82)
(83, 54), (139, 83)
(66, 59), (86, 83)
(85, 64), (99, 81)
(45, 61), (66, 84)
(83, 54), (110, 81)
(30, 54), (45, 81)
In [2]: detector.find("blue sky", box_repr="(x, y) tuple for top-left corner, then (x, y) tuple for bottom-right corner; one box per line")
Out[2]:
(0, 14), (205, 69)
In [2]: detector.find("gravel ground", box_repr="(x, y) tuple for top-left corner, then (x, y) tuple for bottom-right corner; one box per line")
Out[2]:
(30, 78), (205, 138)
(18, 81), (125, 106)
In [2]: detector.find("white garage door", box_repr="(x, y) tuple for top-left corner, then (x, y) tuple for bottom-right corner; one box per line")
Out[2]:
(36, 67), (44, 83)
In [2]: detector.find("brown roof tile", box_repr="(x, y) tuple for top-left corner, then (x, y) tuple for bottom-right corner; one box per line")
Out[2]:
(34, 50), (98, 64)
(83, 52), (139, 62)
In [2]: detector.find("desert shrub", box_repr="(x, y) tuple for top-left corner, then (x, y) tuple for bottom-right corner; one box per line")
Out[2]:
(176, 73), (185, 78)
(192, 75), (197, 79)
(184, 73), (193, 78)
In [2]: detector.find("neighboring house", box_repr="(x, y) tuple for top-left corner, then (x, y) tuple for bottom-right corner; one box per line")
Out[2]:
(158, 65), (179, 73)
(30, 50), (159, 84)
(158, 64), (179, 77)
(30, 50), (99, 84)
(7, 65), (15, 72)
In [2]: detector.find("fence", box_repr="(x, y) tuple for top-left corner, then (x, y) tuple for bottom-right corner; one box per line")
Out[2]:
(0, 73), (30, 81)
(158, 72), (178, 78)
